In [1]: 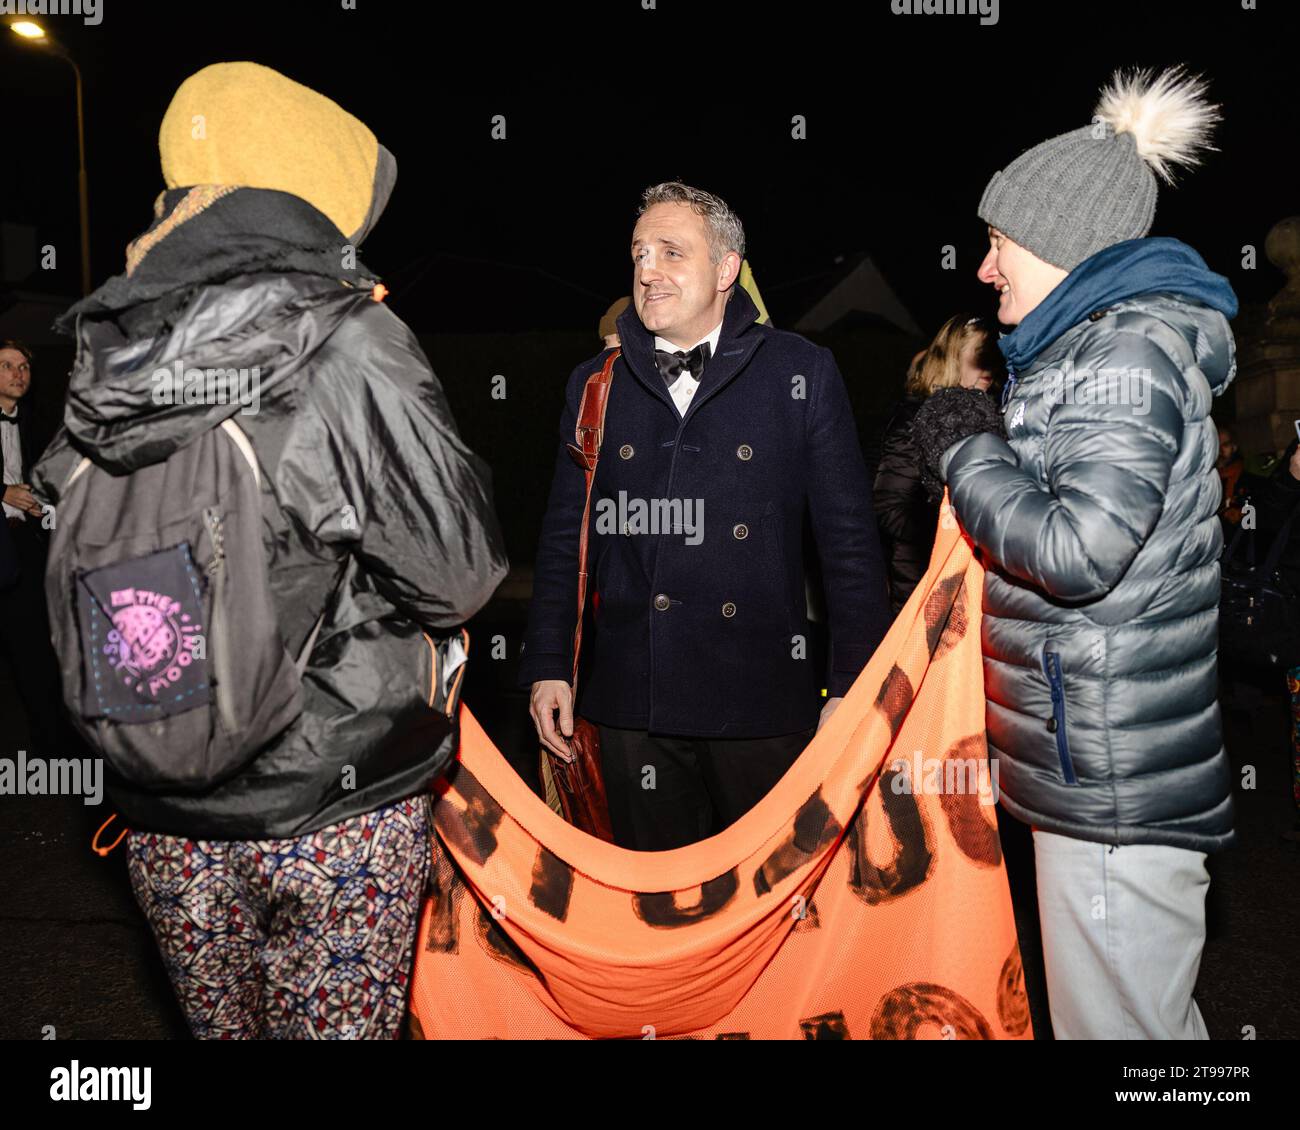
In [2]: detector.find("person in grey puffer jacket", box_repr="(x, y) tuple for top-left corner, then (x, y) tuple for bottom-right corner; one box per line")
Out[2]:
(915, 67), (1236, 1040)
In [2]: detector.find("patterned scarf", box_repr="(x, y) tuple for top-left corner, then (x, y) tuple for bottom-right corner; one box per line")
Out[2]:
(56, 186), (380, 340)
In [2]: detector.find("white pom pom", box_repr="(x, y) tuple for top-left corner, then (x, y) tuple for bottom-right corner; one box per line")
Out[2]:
(1094, 66), (1221, 185)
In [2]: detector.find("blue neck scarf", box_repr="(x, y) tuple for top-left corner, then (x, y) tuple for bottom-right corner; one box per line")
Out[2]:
(998, 238), (1238, 375)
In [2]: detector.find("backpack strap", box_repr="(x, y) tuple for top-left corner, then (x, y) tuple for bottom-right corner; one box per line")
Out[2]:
(219, 418), (261, 487)
(296, 609), (328, 675)
(61, 419), (259, 494)
(64, 456), (92, 491)
(221, 417), (330, 672)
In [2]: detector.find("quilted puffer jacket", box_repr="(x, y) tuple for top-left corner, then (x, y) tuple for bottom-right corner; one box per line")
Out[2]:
(942, 239), (1238, 852)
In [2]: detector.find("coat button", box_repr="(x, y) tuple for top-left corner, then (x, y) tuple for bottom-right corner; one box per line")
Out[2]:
(733, 523), (748, 540)
(737, 444), (753, 461)
(654, 594), (670, 611)
(619, 444), (634, 460)
(721, 601), (736, 618)
(1046, 717), (1057, 733)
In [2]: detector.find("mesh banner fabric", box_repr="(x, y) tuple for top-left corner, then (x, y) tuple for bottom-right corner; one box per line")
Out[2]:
(411, 506), (1031, 1040)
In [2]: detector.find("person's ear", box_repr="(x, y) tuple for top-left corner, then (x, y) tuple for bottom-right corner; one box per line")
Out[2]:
(719, 251), (741, 292)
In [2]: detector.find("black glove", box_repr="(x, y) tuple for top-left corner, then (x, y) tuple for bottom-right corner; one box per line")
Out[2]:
(910, 388), (1006, 503)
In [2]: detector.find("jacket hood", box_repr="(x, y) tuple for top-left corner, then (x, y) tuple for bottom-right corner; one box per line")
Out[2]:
(58, 62), (398, 475)
(64, 273), (374, 474)
(999, 237), (1238, 388)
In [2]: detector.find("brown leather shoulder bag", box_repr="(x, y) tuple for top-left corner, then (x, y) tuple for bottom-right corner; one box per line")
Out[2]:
(537, 348), (619, 842)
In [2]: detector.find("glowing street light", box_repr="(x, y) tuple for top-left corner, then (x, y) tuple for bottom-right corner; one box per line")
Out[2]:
(7, 19), (93, 295)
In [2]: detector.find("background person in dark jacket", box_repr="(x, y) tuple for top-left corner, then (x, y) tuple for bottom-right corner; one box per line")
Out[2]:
(916, 68), (1235, 1039)
(33, 63), (507, 1040)
(0, 511), (15, 591)
(522, 182), (890, 851)
(0, 340), (66, 757)
(1245, 438), (1300, 837)
(1216, 423), (1246, 527)
(873, 317), (1000, 615)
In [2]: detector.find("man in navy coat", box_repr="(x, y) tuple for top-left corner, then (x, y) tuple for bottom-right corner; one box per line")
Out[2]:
(522, 182), (890, 850)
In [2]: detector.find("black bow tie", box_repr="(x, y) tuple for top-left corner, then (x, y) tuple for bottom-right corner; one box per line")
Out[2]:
(654, 342), (712, 385)
(0, 415), (17, 426)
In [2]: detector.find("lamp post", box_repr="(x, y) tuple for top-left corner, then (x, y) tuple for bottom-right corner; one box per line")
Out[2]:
(8, 20), (92, 296)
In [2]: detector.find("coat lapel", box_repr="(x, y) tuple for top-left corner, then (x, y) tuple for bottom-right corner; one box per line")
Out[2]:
(613, 310), (678, 416)
(683, 291), (765, 423)
(614, 287), (765, 421)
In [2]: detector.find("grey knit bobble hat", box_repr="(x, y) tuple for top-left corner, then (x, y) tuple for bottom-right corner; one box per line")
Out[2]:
(978, 67), (1221, 271)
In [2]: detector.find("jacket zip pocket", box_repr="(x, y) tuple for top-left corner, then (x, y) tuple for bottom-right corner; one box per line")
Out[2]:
(1041, 647), (1078, 785)
(204, 506), (238, 736)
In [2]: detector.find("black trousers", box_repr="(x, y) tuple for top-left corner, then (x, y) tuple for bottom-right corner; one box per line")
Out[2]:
(596, 721), (817, 851)
(0, 521), (66, 755)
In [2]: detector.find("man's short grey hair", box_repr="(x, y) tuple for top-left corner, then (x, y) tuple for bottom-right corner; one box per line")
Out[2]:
(639, 182), (746, 264)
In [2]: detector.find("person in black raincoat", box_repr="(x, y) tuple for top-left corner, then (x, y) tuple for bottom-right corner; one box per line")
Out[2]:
(32, 62), (507, 1040)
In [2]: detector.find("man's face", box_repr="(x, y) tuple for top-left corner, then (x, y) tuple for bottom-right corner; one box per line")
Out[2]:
(977, 228), (1068, 326)
(631, 202), (737, 346)
(0, 349), (32, 405)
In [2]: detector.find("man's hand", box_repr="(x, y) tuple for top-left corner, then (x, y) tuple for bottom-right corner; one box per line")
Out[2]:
(817, 696), (844, 732)
(530, 679), (576, 762)
(1289, 443), (1300, 482)
(2, 484), (41, 517)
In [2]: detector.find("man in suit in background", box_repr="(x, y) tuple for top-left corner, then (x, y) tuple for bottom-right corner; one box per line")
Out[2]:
(1, 340), (66, 755)
(522, 182), (891, 851)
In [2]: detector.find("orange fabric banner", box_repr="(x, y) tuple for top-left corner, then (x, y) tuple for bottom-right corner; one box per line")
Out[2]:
(411, 507), (1031, 1039)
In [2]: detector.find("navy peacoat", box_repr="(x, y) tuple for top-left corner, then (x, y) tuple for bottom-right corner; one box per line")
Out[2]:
(519, 286), (891, 737)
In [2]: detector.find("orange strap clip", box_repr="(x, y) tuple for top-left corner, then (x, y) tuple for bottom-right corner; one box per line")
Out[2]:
(91, 813), (129, 857)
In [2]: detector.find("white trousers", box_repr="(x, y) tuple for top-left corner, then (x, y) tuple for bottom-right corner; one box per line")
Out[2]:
(1032, 829), (1211, 1039)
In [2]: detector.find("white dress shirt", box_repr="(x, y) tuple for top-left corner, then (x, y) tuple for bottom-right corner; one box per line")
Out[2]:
(654, 320), (723, 418)
(1, 405), (24, 522)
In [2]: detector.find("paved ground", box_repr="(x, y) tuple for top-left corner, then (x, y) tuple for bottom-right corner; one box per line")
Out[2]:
(1, 611), (1296, 1040)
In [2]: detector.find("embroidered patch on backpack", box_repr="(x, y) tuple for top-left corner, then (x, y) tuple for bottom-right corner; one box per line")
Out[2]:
(77, 544), (211, 720)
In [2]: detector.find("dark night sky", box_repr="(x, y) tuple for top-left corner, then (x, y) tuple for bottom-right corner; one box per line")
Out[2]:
(2, 0), (1297, 336)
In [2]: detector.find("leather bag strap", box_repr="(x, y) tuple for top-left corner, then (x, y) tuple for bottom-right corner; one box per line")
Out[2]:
(564, 348), (620, 693)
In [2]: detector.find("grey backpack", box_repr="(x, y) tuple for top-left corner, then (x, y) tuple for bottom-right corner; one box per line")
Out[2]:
(46, 418), (307, 791)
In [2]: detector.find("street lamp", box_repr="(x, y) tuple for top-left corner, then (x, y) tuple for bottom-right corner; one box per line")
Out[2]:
(7, 20), (92, 296)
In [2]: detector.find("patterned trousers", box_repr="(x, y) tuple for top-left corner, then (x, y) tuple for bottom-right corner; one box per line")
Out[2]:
(126, 794), (431, 1039)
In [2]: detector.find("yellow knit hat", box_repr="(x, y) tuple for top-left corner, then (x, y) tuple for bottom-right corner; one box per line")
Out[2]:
(159, 62), (382, 242)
